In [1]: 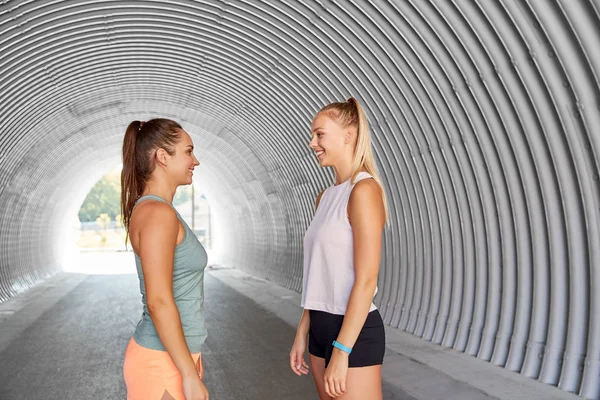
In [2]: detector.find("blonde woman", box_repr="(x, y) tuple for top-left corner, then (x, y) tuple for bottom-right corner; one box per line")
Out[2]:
(290, 98), (387, 399)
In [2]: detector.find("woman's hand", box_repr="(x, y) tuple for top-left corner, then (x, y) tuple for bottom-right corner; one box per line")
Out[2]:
(182, 374), (209, 400)
(289, 336), (310, 376)
(324, 349), (349, 397)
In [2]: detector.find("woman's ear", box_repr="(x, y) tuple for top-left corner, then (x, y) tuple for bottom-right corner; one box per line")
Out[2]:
(155, 148), (169, 167)
(344, 129), (356, 144)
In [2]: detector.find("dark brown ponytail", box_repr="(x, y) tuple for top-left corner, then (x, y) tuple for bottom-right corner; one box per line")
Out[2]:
(121, 120), (143, 236)
(120, 118), (183, 239)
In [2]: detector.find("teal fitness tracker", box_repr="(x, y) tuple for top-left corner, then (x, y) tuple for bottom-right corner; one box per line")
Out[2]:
(332, 340), (352, 354)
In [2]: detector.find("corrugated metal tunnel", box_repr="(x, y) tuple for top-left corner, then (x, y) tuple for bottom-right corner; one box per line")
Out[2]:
(1, 1), (599, 398)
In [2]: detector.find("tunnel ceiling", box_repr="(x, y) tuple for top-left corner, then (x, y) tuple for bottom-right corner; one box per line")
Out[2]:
(1, 0), (600, 398)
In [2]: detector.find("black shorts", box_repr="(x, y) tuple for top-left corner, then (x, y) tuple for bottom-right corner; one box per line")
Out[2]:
(308, 309), (385, 368)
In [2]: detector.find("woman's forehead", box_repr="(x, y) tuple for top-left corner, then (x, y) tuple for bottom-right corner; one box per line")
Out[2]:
(179, 130), (193, 143)
(312, 113), (335, 127)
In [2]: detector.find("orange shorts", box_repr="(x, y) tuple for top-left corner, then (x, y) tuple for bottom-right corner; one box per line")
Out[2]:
(123, 337), (201, 400)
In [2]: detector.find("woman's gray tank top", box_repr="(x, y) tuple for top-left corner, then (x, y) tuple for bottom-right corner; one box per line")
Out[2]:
(131, 194), (208, 353)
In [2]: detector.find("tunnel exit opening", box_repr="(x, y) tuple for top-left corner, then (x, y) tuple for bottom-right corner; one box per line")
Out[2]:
(62, 164), (214, 275)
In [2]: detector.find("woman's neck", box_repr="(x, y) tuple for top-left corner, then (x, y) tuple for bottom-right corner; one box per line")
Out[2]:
(142, 179), (177, 203)
(333, 162), (354, 185)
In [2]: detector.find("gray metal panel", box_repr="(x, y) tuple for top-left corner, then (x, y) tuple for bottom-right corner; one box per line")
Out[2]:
(0, 0), (598, 397)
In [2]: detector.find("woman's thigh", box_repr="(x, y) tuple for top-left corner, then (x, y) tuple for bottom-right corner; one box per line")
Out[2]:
(339, 365), (382, 400)
(310, 354), (333, 400)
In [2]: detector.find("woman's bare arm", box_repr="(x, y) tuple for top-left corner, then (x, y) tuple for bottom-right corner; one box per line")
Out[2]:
(335, 179), (385, 352)
(137, 202), (198, 379)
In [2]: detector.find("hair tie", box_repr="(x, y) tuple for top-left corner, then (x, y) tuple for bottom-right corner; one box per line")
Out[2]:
(138, 121), (145, 131)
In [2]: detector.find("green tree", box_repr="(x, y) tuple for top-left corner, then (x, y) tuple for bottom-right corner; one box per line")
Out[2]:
(79, 169), (122, 222)
(79, 169), (194, 222)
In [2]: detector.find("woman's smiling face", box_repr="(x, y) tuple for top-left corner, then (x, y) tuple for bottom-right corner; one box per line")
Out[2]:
(168, 130), (200, 185)
(309, 112), (348, 167)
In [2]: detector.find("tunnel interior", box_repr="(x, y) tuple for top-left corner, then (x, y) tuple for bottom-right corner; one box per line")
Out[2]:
(1, 1), (599, 398)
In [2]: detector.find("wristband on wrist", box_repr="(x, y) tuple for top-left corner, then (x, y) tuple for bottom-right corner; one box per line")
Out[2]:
(332, 340), (352, 354)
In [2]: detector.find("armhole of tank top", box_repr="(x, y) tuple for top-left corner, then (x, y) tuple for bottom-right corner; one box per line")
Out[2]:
(132, 197), (187, 247)
(315, 188), (327, 212)
(346, 175), (375, 221)
(175, 213), (188, 247)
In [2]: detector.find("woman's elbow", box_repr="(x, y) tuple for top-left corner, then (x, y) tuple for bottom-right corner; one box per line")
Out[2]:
(354, 275), (378, 291)
(147, 296), (175, 315)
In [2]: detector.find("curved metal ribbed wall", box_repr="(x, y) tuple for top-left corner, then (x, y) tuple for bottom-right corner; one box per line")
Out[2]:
(1, 1), (599, 397)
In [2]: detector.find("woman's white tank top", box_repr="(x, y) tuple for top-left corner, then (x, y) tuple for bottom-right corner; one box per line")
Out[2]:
(301, 171), (378, 315)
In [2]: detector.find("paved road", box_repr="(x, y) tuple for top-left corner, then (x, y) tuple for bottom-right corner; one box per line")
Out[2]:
(0, 268), (416, 400)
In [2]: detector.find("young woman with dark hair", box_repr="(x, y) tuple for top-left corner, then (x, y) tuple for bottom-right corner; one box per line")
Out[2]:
(121, 119), (209, 400)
